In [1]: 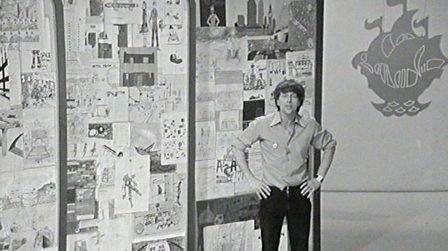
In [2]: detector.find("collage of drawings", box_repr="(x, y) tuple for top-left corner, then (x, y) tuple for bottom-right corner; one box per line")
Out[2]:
(195, 0), (316, 250)
(1, 0), (58, 250)
(64, 0), (190, 250)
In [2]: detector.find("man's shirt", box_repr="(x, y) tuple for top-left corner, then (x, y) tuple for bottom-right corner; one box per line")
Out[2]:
(232, 111), (336, 190)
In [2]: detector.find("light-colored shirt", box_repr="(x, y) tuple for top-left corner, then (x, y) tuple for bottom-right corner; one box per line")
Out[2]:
(232, 111), (336, 190)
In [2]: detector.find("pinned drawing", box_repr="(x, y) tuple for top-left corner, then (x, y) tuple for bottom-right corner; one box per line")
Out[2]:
(66, 159), (98, 234)
(196, 121), (216, 161)
(160, 112), (187, 165)
(119, 47), (157, 87)
(132, 235), (185, 251)
(21, 73), (56, 108)
(133, 173), (186, 236)
(113, 153), (150, 214)
(203, 220), (254, 251)
(200, 0), (226, 27)
(286, 50), (314, 79)
(22, 108), (55, 167)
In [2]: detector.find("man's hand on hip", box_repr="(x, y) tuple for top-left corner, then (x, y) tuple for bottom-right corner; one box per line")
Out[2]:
(300, 178), (321, 199)
(249, 177), (271, 200)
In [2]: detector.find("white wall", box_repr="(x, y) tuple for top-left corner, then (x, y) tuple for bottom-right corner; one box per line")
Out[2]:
(322, 0), (448, 191)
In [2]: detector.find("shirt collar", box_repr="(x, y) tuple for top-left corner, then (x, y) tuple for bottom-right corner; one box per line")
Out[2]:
(270, 111), (305, 127)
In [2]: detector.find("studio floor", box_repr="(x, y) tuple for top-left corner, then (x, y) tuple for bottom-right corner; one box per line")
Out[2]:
(321, 192), (448, 251)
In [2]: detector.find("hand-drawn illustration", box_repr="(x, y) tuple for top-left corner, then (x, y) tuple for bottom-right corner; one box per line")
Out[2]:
(119, 47), (157, 87)
(196, 121), (216, 161)
(22, 108), (55, 167)
(88, 123), (113, 140)
(288, 1), (316, 50)
(203, 220), (254, 251)
(66, 159), (98, 235)
(160, 112), (187, 165)
(286, 50), (314, 78)
(200, 0), (226, 27)
(217, 110), (241, 132)
(215, 84), (243, 111)
(352, 0), (447, 116)
(196, 194), (259, 251)
(114, 153), (150, 214)
(0, 0), (40, 47)
(149, 1), (159, 47)
(21, 73), (56, 109)
(132, 235), (185, 251)
(133, 173), (186, 236)
(0, 107), (21, 157)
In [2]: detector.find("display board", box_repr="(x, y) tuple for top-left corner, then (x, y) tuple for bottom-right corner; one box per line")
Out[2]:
(322, 0), (448, 191)
(63, 0), (190, 250)
(0, 0), (59, 250)
(195, 0), (318, 250)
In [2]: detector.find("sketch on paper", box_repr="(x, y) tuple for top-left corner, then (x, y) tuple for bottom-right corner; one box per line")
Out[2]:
(286, 50), (314, 78)
(88, 123), (113, 140)
(66, 159), (98, 235)
(21, 73), (56, 109)
(267, 59), (287, 85)
(133, 173), (186, 236)
(204, 220), (254, 251)
(119, 47), (157, 87)
(196, 194), (259, 251)
(160, 112), (187, 165)
(132, 235), (185, 251)
(247, 38), (291, 62)
(0, 0), (40, 47)
(22, 108), (55, 167)
(200, 0), (226, 27)
(217, 110), (241, 132)
(196, 121), (216, 161)
(287, 0), (316, 50)
(243, 60), (267, 94)
(0, 167), (56, 210)
(196, 101), (215, 122)
(0, 204), (57, 250)
(149, 150), (177, 174)
(90, 88), (129, 123)
(215, 131), (239, 159)
(0, 107), (22, 158)
(215, 84), (242, 111)
(114, 154), (150, 214)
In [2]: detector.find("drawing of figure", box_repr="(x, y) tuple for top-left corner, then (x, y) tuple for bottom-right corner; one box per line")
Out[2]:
(149, 1), (159, 47)
(167, 25), (180, 43)
(122, 174), (142, 207)
(206, 5), (220, 27)
(140, 1), (149, 33)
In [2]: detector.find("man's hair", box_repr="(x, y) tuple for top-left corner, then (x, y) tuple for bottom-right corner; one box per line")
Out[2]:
(273, 79), (305, 112)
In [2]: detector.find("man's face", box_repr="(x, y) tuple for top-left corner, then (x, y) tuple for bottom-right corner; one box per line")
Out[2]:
(277, 91), (300, 115)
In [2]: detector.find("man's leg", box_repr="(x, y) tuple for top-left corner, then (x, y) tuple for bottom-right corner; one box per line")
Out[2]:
(286, 186), (312, 251)
(259, 187), (287, 251)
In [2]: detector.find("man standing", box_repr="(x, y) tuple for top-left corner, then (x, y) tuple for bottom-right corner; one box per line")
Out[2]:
(232, 79), (336, 250)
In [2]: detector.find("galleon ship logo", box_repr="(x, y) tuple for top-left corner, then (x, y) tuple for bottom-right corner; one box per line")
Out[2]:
(352, 0), (447, 117)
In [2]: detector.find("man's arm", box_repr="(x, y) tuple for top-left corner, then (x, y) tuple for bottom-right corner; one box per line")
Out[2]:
(301, 120), (337, 198)
(231, 119), (271, 199)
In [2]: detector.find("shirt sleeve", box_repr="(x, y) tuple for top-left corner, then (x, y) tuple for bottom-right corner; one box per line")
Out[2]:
(231, 119), (261, 152)
(311, 119), (337, 151)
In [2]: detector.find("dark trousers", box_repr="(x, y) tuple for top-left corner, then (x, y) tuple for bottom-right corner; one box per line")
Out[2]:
(259, 185), (311, 251)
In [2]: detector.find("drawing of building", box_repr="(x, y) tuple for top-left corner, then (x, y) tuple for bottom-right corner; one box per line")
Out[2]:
(119, 47), (157, 87)
(247, 0), (257, 28)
